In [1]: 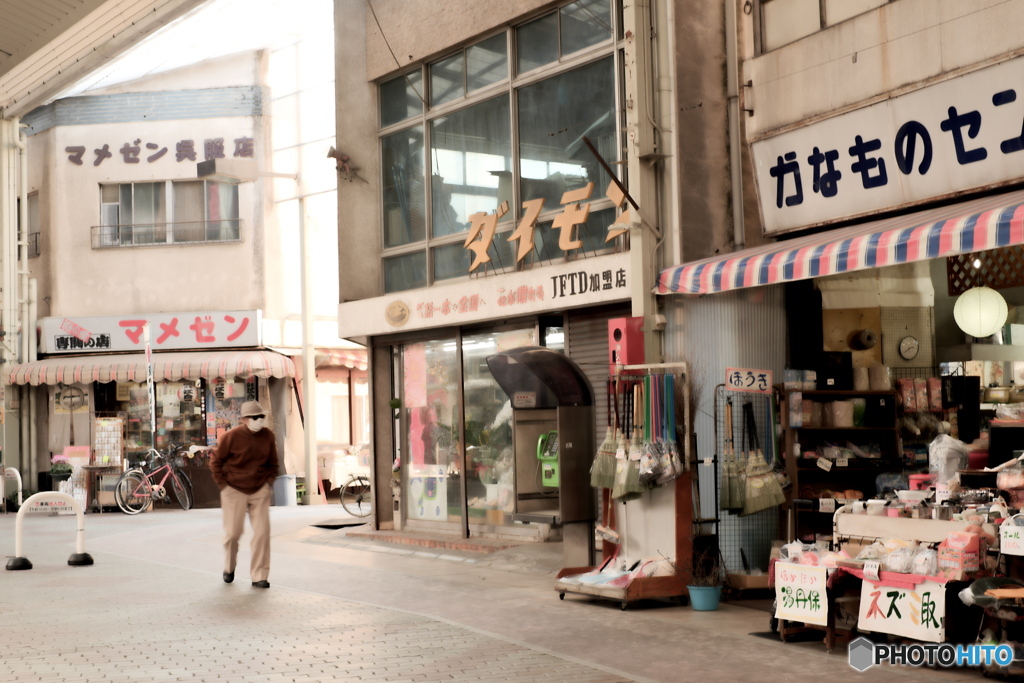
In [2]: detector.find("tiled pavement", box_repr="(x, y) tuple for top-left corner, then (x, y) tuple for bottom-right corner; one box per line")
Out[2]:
(0, 505), (983, 682)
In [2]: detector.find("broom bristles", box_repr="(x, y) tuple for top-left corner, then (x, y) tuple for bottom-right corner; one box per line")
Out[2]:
(741, 451), (785, 516)
(591, 426), (617, 489)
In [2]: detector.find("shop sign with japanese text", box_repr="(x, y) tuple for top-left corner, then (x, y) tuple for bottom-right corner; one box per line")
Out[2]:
(753, 54), (1024, 235)
(774, 562), (828, 626)
(858, 578), (946, 642)
(63, 136), (254, 167)
(39, 311), (262, 354)
(338, 252), (629, 338)
(725, 367), (773, 394)
(1000, 524), (1024, 556)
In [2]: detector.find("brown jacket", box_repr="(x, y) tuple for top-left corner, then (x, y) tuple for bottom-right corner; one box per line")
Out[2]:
(210, 424), (280, 495)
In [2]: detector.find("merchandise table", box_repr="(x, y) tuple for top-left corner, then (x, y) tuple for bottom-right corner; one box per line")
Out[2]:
(81, 464), (122, 513)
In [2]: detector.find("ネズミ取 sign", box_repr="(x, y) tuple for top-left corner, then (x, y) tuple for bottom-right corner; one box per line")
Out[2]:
(39, 311), (262, 354)
(753, 54), (1024, 235)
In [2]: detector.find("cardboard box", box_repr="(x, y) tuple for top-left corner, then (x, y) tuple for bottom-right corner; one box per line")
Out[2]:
(937, 531), (984, 580)
(728, 572), (770, 590)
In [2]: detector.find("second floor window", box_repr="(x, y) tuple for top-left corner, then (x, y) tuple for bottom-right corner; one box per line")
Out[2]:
(94, 180), (240, 248)
(378, 0), (622, 293)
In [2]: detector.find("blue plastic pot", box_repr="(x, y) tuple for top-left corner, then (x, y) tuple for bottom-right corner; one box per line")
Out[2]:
(687, 585), (722, 611)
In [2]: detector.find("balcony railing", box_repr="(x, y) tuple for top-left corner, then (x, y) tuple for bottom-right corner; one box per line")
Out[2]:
(26, 231), (39, 257)
(90, 220), (242, 249)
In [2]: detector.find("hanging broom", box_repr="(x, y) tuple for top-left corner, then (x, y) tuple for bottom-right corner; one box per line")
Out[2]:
(614, 381), (645, 500)
(591, 379), (618, 490)
(741, 398), (786, 516)
(719, 398), (734, 511)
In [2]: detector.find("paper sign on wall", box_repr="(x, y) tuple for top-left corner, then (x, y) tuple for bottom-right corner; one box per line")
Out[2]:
(774, 562), (828, 626)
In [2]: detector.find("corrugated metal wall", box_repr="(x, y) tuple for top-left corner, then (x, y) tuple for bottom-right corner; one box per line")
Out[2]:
(567, 305), (631, 445)
(663, 286), (788, 573)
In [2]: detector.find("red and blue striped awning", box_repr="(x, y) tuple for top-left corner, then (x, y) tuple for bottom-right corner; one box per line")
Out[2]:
(656, 189), (1024, 295)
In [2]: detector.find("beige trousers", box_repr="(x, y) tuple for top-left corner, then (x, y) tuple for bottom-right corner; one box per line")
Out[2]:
(220, 483), (272, 582)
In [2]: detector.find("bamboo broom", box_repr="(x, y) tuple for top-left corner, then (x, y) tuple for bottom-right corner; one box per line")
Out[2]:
(719, 399), (734, 511)
(591, 379), (618, 490)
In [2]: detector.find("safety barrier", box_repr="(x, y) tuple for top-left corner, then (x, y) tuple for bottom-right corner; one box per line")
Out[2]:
(5, 491), (94, 570)
(4, 466), (23, 508)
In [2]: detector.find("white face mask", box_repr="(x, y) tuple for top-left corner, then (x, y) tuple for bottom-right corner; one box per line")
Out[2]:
(246, 417), (266, 433)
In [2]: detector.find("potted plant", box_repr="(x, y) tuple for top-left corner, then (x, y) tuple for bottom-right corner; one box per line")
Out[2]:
(49, 454), (74, 484)
(687, 543), (725, 611)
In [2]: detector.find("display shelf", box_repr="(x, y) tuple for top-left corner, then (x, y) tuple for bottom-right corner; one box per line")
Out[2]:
(779, 386), (903, 544)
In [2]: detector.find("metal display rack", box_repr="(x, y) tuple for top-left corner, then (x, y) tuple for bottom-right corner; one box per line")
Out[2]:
(712, 384), (781, 583)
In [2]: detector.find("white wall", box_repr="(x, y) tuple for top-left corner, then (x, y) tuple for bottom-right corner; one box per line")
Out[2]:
(745, 0), (1024, 139)
(35, 117), (260, 317)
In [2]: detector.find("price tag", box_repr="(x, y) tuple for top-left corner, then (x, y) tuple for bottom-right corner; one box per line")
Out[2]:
(703, 457), (713, 467)
(816, 457), (833, 471)
(819, 498), (835, 513)
(864, 560), (881, 581)
(836, 457), (849, 468)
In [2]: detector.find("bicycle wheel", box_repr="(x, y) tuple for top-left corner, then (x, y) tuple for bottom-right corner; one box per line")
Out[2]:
(169, 468), (194, 510)
(340, 475), (372, 517)
(115, 470), (152, 514)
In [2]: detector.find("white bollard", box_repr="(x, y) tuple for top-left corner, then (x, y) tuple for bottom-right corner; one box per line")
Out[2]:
(4, 467), (23, 508)
(6, 491), (94, 570)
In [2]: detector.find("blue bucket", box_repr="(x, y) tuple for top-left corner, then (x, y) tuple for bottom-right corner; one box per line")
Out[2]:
(688, 585), (722, 611)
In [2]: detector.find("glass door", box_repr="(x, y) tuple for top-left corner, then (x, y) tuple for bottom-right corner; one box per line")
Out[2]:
(401, 338), (463, 528)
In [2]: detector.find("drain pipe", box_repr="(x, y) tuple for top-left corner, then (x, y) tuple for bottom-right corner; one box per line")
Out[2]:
(726, 0), (746, 250)
(13, 119), (31, 482)
(28, 277), (37, 478)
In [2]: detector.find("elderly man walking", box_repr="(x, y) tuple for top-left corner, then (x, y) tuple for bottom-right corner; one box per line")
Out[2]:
(210, 400), (279, 588)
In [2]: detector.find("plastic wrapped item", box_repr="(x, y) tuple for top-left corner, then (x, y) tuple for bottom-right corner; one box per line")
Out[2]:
(869, 364), (892, 391)
(885, 544), (919, 573)
(914, 379), (929, 413)
(856, 541), (887, 560)
(780, 541), (817, 562)
(929, 434), (970, 484)
(996, 403), (1024, 422)
(898, 378), (918, 412)
(911, 548), (938, 577)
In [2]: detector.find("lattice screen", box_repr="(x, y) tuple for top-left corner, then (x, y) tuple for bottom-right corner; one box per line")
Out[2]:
(947, 246), (1024, 295)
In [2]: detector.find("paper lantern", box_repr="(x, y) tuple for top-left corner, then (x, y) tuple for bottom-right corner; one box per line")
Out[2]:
(953, 286), (1008, 338)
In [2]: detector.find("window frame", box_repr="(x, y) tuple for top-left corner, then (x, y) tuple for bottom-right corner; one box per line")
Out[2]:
(93, 179), (242, 249)
(378, 1), (623, 294)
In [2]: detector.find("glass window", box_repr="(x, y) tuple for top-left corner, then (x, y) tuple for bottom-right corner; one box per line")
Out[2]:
(402, 339), (463, 522)
(206, 181), (239, 241)
(430, 53), (465, 107)
(432, 230), (515, 281)
(560, 0), (612, 55)
(430, 95), (511, 237)
(384, 251), (427, 292)
(380, 71), (424, 127)
(534, 206), (616, 262)
(516, 12), (558, 74)
(518, 56), (616, 207)
(382, 126), (425, 248)
(467, 34), (507, 92)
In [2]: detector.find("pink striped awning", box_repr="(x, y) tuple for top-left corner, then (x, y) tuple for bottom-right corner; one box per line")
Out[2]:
(315, 348), (367, 371)
(5, 350), (296, 386)
(656, 189), (1024, 295)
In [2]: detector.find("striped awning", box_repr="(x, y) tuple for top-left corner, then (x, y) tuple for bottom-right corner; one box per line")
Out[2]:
(656, 189), (1024, 295)
(315, 348), (367, 371)
(5, 349), (296, 386)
